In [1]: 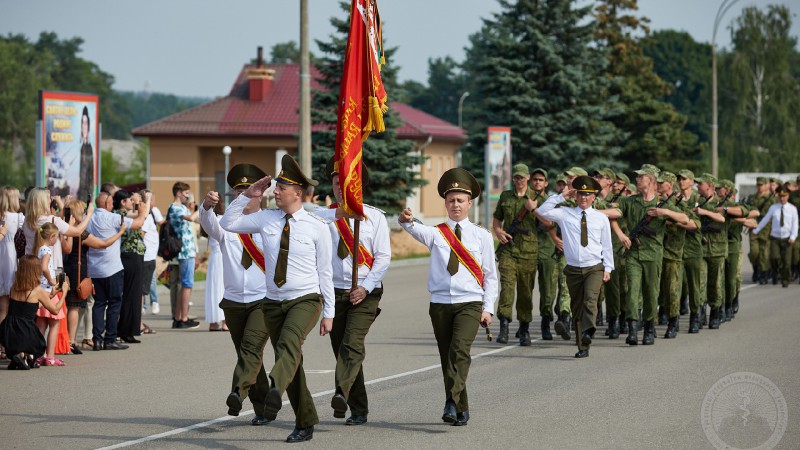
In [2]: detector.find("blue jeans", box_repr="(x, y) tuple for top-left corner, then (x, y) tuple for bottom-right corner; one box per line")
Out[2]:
(178, 257), (195, 288)
(149, 275), (159, 304)
(92, 270), (125, 344)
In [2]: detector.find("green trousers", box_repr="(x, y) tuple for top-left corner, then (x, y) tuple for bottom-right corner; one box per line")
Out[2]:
(684, 257), (705, 314)
(704, 256), (725, 309)
(748, 232), (770, 273)
(556, 254), (571, 315)
(564, 264), (604, 351)
(329, 288), (382, 417)
(429, 301), (481, 414)
(537, 256), (557, 319)
(496, 252), (536, 323)
(659, 260), (683, 318)
(724, 252), (742, 308)
(770, 238), (793, 284)
(625, 257), (662, 322)
(605, 254), (626, 318)
(219, 299), (270, 414)
(262, 293), (322, 428)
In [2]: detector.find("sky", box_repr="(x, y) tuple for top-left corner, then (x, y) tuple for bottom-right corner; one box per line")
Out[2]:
(2, 0), (798, 98)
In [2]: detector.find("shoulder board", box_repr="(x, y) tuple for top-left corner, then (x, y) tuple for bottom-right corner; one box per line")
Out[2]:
(364, 204), (386, 214)
(474, 224), (491, 234)
(306, 212), (327, 223)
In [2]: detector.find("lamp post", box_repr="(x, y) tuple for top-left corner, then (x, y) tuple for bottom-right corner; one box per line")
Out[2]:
(222, 145), (232, 206)
(457, 91), (469, 131)
(712, 0), (743, 177)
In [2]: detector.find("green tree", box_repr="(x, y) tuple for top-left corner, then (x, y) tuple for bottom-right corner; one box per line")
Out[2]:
(461, 0), (622, 179)
(120, 91), (210, 129)
(718, 5), (800, 176)
(311, 1), (424, 213)
(594, 0), (704, 173)
(403, 56), (467, 125)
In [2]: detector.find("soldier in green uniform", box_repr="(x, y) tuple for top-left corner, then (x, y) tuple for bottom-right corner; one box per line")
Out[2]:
(675, 170), (704, 333)
(552, 174), (572, 340)
(493, 164), (539, 346)
(694, 174), (728, 330)
(746, 177), (774, 284)
(607, 173), (631, 336)
(530, 168), (557, 340)
(616, 165), (688, 345)
(655, 171), (690, 338)
(715, 180), (751, 321)
(592, 168), (616, 327)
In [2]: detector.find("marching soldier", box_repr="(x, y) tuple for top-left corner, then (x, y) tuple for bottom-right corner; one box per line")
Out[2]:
(530, 168), (557, 340)
(316, 159), (391, 426)
(746, 177), (775, 284)
(592, 168), (616, 327)
(752, 186), (799, 288)
(675, 170), (704, 333)
(656, 171), (690, 338)
(199, 164), (272, 425)
(716, 180), (753, 320)
(551, 174), (572, 340)
(399, 168), (498, 427)
(694, 174), (728, 330)
(607, 172), (631, 337)
(493, 164), (538, 346)
(220, 155), (334, 443)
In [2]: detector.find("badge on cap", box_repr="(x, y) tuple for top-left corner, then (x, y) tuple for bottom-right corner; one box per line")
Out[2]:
(240, 177), (247, 184)
(581, 184), (587, 190)
(452, 182), (459, 188)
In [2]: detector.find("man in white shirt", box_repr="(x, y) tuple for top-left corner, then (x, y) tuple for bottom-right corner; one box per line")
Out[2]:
(200, 164), (273, 425)
(538, 176), (614, 358)
(315, 159), (390, 426)
(753, 186), (798, 287)
(220, 154), (334, 443)
(399, 167), (497, 427)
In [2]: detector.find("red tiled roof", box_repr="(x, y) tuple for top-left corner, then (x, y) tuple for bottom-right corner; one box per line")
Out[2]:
(132, 63), (465, 143)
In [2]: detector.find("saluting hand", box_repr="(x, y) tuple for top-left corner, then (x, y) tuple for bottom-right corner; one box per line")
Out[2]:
(244, 175), (273, 199)
(319, 317), (333, 336)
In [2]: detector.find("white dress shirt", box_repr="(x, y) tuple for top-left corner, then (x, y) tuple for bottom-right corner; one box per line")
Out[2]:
(399, 217), (498, 314)
(538, 194), (615, 273)
(314, 205), (391, 293)
(220, 195), (335, 318)
(754, 202), (799, 240)
(200, 205), (268, 303)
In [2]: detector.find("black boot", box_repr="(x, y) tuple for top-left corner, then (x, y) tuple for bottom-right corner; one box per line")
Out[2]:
(597, 304), (605, 327)
(541, 316), (553, 341)
(732, 293), (739, 315)
(709, 308), (721, 329)
(642, 320), (655, 345)
(657, 306), (668, 325)
(752, 267), (760, 284)
(700, 306), (707, 329)
(496, 317), (509, 344)
(724, 306), (732, 322)
(619, 313), (628, 333)
(554, 311), (571, 341)
(625, 320), (639, 346)
(607, 315), (619, 339)
(680, 296), (689, 316)
(519, 321), (531, 346)
(675, 316), (680, 332)
(664, 317), (678, 339)
(688, 313), (699, 333)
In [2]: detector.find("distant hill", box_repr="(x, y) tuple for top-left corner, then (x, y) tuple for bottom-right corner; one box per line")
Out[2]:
(116, 90), (212, 130)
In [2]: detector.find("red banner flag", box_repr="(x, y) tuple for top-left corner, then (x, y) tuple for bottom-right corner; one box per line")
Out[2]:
(334, 0), (388, 217)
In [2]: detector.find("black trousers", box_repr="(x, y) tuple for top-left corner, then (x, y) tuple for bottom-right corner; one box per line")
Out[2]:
(118, 253), (144, 338)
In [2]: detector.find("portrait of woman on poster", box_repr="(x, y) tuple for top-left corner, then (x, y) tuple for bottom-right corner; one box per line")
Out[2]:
(77, 106), (94, 200)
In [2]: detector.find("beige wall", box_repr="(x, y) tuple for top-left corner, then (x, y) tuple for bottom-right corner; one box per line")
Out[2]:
(419, 142), (456, 219)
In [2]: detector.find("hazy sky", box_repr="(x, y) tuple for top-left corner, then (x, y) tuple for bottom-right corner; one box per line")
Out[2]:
(2, 0), (798, 98)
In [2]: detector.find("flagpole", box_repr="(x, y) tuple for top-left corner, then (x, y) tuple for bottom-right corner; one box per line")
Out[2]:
(351, 220), (360, 291)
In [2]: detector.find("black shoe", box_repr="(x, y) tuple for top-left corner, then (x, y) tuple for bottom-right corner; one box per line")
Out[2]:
(172, 319), (180, 329)
(286, 426), (314, 443)
(657, 307), (668, 325)
(642, 320), (655, 345)
(103, 342), (129, 350)
(121, 336), (141, 344)
(625, 320), (639, 346)
(782, 282), (789, 288)
(709, 308), (720, 329)
(555, 312), (572, 341)
(70, 343), (83, 355)
(12, 353), (30, 370)
(175, 320), (200, 329)
(345, 415), (368, 426)
(606, 316), (619, 339)
(251, 415), (271, 426)
(580, 330), (593, 347)
(93, 340), (102, 351)
(442, 401), (457, 423)
(688, 313), (700, 334)
(518, 321), (531, 346)
(664, 317), (678, 339)
(331, 392), (348, 419)
(700, 306), (707, 328)
(264, 387), (282, 421)
(619, 315), (628, 334)
(453, 411), (470, 426)
(733, 294), (740, 314)
(227, 390), (243, 416)
(574, 349), (589, 358)
(496, 317), (509, 344)
(541, 317), (553, 341)
(597, 305), (605, 327)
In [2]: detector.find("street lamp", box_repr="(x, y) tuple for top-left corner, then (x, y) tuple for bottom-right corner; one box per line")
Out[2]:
(222, 145), (232, 206)
(457, 91), (470, 130)
(712, 0), (743, 177)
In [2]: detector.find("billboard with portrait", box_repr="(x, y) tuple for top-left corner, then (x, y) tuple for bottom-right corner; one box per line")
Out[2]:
(487, 126), (511, 198)
(39, 91), (99, 199)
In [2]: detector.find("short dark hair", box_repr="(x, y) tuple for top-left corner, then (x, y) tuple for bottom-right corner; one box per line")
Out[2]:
(173, 182), (190, 197)
(112, 189), (132, 210)
(82, 106), (90, 133)
(101, 182), (117, 194)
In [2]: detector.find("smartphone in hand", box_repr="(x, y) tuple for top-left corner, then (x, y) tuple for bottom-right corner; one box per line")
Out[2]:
(64, 207), (72, 223)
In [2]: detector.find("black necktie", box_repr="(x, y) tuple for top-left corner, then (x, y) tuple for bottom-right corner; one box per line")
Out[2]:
(274, 214), (291, 287)
(447, 224), (461, 276)
(337, 223), (349, 260)
(581, 211), (588, 247)
(780, 206), (784, 227)
(241, 244), (253, 269)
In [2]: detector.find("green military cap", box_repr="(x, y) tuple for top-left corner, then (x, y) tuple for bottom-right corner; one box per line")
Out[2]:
(227, 163), (267, 190)
(556, 175), (568, 184)
(772, 178), (783, 184)
(677, 169), (695, 180)
(695, 173), (718, 185)
(563, 166), (588, 177)
(512, 163), (530, 178)
(276, 154), (318, 188)
(719, 179), (734, 190)
(531, 167), (548, 178)
(634, 164), (660, 176)
(325, 157), (370, 186)
(616, 172), (631, 185)
(657, 171), (677, 183)
(438, 167), (481, 199)
(572, 175), (601, 193)
(628, 184), (638, 194)
(592, 168), (616, 180)
(756, 176), (768, 184)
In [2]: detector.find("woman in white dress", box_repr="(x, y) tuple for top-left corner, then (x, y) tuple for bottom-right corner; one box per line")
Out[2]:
(0, 186), (24, 359)
(204, 202), (226, 331)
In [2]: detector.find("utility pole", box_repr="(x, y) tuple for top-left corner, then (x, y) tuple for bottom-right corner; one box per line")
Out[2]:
(299, 0), (312, 175)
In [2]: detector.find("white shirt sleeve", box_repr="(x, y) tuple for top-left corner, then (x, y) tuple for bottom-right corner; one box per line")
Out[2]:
(220, 195), (264, 234)
(480, 229), (498, 313)
(361, 211), (391, 293)
(315, 223), (336, 318)
(537, 194), (566, 224)
(398, 219), (436, 247)
(199, 205), (225, 242)
(600, 215), (615, 273)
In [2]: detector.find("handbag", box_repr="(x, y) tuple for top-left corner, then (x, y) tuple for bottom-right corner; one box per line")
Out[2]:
(76, 233), (94, 300)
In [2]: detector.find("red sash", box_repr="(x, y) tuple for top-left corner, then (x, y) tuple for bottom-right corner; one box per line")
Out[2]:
(238, 234), (265, 272)
(436, 223), (484, 287)
(330, 204), (374, 268)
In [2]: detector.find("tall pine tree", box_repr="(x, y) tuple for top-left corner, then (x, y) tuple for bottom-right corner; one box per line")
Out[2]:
(461, 0), (622, 179)
(311, 1), (424, 213)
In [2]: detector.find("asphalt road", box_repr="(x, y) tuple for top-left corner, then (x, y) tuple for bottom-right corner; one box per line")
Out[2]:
(2, 258), (798, 450)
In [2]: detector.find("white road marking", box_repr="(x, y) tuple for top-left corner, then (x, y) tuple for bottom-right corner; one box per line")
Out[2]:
(95, 342), (526, 449)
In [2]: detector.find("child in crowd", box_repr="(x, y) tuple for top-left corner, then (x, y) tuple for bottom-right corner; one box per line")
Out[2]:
(0, 255), (67, 369)
(34, 223), (66, 366)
